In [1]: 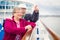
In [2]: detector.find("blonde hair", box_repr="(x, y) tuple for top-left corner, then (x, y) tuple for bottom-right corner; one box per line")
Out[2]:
(12, 8), (20, 15)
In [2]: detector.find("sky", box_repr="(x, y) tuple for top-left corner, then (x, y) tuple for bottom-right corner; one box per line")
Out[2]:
(18, 0), (60, 15)
(2, 0), (60, 15)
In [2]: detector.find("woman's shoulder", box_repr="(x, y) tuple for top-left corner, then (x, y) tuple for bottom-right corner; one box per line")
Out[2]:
(4, 18), (12, 22)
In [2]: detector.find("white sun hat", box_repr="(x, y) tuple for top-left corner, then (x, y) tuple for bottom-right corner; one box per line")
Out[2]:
(15, 4), (27, 9)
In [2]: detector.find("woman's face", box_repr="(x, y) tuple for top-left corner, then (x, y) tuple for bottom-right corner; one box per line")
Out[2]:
(13, 8), (26, 19)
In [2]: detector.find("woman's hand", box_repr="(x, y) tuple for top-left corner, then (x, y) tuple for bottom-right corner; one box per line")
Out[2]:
(22, 25), (32, 40)
(34, 5), (39, 11)
(25, 25), (32, 31)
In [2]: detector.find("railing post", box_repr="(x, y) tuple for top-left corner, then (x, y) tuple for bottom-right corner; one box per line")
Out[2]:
(21, 30), (32, 40)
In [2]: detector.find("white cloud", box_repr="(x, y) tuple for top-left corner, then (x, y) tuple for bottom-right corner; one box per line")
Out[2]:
(38, 0), (60, 6)
(13, 0), (60, 6)
(10, 0), (60, 15)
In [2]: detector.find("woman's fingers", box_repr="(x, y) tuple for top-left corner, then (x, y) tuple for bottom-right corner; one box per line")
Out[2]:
(25, 25), (32, 30)
(34, 5), (39, 11)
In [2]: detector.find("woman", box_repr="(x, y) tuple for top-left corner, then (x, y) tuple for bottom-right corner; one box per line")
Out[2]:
(3, 4), (36, 40)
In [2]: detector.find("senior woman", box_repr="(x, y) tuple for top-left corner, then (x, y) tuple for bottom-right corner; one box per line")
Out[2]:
(3, 4), (36, 40)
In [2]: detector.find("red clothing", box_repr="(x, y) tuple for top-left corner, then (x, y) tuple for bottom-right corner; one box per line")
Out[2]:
(3, 17), (36, 40)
